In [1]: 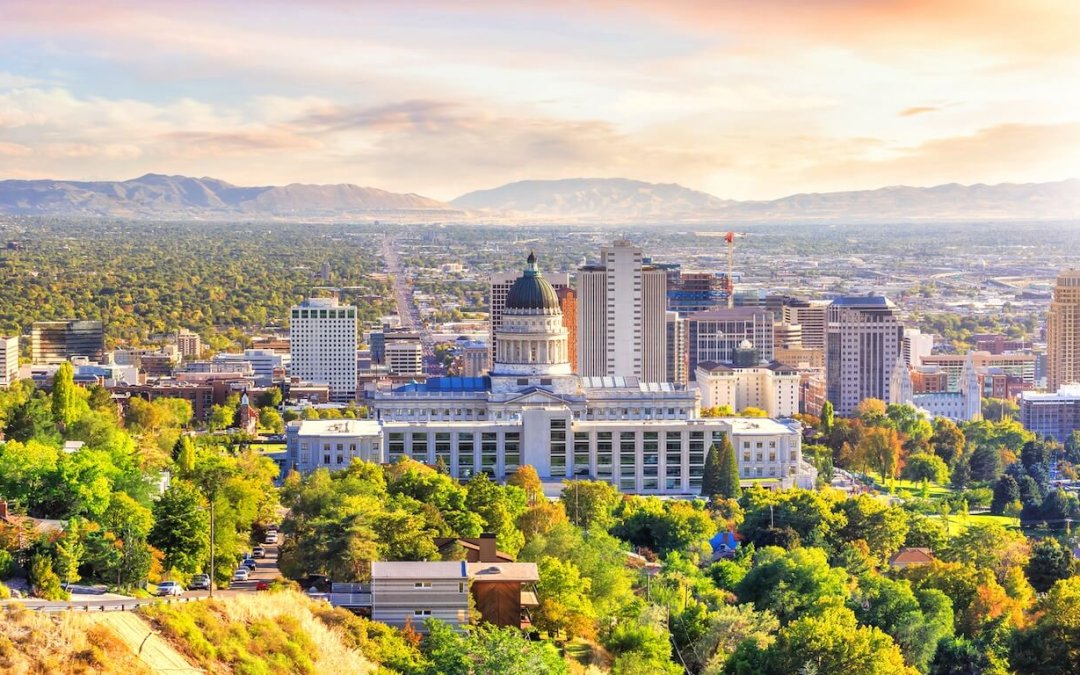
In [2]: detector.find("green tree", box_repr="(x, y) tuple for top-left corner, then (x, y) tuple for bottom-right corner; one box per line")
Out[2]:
(820, 400), (835, 437)
(29, 553), (68, 600)
(990, 475), (1020, 515)
(726, 606), (917, 675)
(51, 361), (78, 428)
(561, 480), (621, 532)
(150, 480), (211, 575)
(735, 546), (848, 624)
(931, 417), (966, 465)
(54, 518), (85, 587)
(903, 453), (951, 484)
(834, 495), (909, 566)
(507, 465), (543, 506)
(207, 404), (235, 431)
(257, 387), (283, 409)
(1025, 538), (1075, 593)
(707, 436), (741, 500)
(259, 407), (285, 434)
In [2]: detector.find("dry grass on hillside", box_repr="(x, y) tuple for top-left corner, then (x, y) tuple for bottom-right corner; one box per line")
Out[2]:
(0, 604), (150, 675)
(141, 591), (375, 675)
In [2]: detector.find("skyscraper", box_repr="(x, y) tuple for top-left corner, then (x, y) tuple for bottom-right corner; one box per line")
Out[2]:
(1047, 269), (1080, 391)
(685, 307), (775, 377)
(0, 336), (18, 387)
(825, 296), (904, 416)
(31, 320), (105, 364)
(290, 297), (358, 402)
(576, 240), (667, 381)
(665, 311), (687, 385)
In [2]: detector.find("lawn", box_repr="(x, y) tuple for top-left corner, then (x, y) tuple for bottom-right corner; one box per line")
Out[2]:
(889, 479), (954, 499)
(244, 442), (286, 454)
(929, 511), (1021, 536)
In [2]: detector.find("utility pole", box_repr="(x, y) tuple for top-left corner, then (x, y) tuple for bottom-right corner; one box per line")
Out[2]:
(209, 497), (216, 598)
(770, 504), (774, 529)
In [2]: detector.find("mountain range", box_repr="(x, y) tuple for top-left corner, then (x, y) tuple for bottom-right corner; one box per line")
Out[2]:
(0, 173), (1076, 223)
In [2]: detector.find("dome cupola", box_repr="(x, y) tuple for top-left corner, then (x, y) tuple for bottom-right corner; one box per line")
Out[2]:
(505, 253), (561, 314)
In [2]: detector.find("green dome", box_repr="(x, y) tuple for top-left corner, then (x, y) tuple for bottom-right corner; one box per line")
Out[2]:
(506, 253), (560, 313)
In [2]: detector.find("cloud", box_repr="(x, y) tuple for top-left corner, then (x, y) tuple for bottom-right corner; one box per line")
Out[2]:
(0, 142), (33, 157)
(161, 129), (323, 157)
(900, 106), (941, 117)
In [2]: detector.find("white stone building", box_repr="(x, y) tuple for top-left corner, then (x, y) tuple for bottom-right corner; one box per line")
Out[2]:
(889, 352), (982, 422)
(694, 359), (801, 417)
(289, 297), (357, 402)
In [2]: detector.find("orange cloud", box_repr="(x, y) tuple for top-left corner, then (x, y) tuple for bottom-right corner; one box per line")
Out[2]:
(900, 106), (941, 117)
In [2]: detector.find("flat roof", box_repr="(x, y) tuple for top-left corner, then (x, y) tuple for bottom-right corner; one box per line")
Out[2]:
(371, 561), (466, 580)
(467, 562), (539, 583)
(294, 419), (382, 436)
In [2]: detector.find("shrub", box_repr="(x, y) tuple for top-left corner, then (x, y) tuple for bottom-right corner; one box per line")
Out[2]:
(29, 555), (68, 601)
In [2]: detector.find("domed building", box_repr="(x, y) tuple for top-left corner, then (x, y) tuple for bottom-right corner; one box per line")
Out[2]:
(289, 253), (815, 495)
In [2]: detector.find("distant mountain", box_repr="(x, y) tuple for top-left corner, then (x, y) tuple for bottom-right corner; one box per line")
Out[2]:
(452, 178), (733, 220)
(453, 177), (1080, 223)
(1, 173), (1075, 223)
(0, 174), (458, 219)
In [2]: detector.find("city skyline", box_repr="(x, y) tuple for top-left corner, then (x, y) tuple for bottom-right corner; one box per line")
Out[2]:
(2, 0), (1079, 200)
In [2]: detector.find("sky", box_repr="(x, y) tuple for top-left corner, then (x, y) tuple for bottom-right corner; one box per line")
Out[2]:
(1, 0), (1079, 201)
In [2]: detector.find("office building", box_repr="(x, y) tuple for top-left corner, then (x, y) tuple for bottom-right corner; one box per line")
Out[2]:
(490, 268), (570, 370)
(1047, 269), (1080, 391)
(0, 336), (18, 387)
(780, 299), (829, 351)
(667, 270), (728, 314)
(920, 351), (1037, 391)
(31, 320), (105, 364)
(1019, 384), (1080, 440)
(902, 328), (934, 368)
(555, 287), (577, 373)
(825, 296), (904, 416)
(360, 253), (813, 495)
(686, 308), (775, 377)
(576, 241), (667, 381)
(176, 329), (202, 359)
(290, 297), (358, 402)
(385, 339), (424, 376)
(286, 419), (384, 473)
(666, 312), (687, 385)
(457, 340), (490, 377)
(211, 349), (290, 387)
(695, 357), (801, 417)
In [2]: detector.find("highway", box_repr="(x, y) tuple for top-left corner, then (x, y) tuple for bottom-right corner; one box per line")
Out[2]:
(381, 233), (440, 374)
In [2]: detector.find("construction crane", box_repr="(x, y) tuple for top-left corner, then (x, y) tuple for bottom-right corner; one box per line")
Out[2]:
(724, 231), (748, 308)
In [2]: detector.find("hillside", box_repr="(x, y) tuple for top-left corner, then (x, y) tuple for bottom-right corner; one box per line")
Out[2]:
(0, 174), (459, 220)
(0, 603), (151, 674)
(453, 177), (1080, 223)
(452, 177), (732, 220)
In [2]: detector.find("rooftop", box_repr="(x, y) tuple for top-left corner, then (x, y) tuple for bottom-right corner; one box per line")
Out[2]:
(371, 561), (467, 580)
(580, 376), (684, 392)
(466, 562), (539, 583)
(1020, 384), (1080, 402)
(395, 376), (491, 393)
(292, 419), (382, 436)
(829, 295), (896, 308)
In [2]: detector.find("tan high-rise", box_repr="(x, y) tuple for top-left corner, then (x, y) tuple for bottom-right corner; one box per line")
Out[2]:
(1047, 269), (1080, 391)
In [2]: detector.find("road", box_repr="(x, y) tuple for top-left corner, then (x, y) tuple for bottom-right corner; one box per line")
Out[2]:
(381, 233), (441, 375)
(9, 535), (286, 613)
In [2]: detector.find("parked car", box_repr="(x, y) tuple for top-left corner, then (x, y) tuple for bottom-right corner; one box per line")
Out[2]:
(264, 532), (278, 544)
(253, 546), (266, 558)
(232, 568), (250, 582)
(242, 558), (258, 570)
(156, 581), (184, 597)
(189, 574), (211, 590)
(255, 580), (270, 591)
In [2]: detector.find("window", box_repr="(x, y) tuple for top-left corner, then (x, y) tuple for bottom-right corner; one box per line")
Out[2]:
(413, 609), (432, 616)
(414, 582), (432, 589)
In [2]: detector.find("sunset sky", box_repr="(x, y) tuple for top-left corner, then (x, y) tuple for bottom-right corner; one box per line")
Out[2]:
(1, 0), (1078, 200)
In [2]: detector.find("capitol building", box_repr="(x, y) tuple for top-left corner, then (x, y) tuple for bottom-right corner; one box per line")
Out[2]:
(287, 254), (815, 494)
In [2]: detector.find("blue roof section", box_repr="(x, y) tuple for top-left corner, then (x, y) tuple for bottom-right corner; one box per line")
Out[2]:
(709, 530), (740, 552)
(396, 376), (491, 393)
(830, 295), (894, 307)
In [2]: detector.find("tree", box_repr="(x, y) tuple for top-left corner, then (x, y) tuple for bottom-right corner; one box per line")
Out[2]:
(943, 523), (1030, 584)
(855, 398), (889, 426)
(257, 387), (283, 409)
(856, 426), (903, 481)
(51, 361), (78, 428)
(820, 401), (835, 437)
(931, 417), (966, 465)
(903, 453), (951, 484)
(1025, 538), (1075, 593)
(990, 475), (1020, 515)
(726, 606), (917, 675)
(150, 480), (211, 576)
(561, 480), (621, 532)
(968, 445), (1004, 482)
(29, 554), (68, 600)
(739, 407), (768, 418)
(507, 465), (543, 505)
(534, 556), (597, 639)
(517, 501), (567, 541)
(735, 547), (848, 624)
(207, 404), (235, 431)
(259, 407), (284, 434)
(1010, 577), (1080, 675)
(54, 518), (85, 587)
(834, 495), (909, 566)
(703, 436), (741, 500)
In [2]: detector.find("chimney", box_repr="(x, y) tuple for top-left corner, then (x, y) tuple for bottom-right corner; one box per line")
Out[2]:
(478, 533), (498, 562)
(0, 500), (8, 520)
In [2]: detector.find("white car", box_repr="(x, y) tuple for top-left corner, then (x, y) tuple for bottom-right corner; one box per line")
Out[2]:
(265, 532), (278, 544)
(156, 581), (184, 597)
(232, 568), (250, 582)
